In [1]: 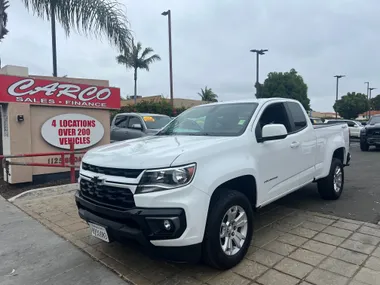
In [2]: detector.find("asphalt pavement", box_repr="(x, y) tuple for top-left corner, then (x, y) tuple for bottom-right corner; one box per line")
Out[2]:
(276, 139), (380, 223)
(0, 196), (128, 285)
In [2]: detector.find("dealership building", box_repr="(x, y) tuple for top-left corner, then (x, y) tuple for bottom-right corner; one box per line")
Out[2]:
(0, 65), (120, 184)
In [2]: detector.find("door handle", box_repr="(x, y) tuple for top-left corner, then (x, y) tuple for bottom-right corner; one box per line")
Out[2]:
(341, 125), (347, 129)
(290, 141), (300, 148)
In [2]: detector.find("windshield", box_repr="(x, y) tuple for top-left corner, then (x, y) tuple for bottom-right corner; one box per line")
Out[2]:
(157, 103), (259, 136)
(143, 116), (172, 129)
(368, 116), (380, 125)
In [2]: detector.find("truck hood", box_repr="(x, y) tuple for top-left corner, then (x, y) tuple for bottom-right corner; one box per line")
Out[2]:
(365, 123), (380, 130)
(83, 135), (234, 169)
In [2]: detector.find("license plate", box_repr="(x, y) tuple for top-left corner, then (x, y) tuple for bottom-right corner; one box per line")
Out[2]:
(88, 222), (109, 242)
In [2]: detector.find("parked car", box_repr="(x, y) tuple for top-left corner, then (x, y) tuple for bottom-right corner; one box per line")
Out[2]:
(110, 113), (172, 142)
(324, 119), (363, 138)
(76, 98), (350, 270)
(359, 114), (380, 151)
(309, 117), (323, 124)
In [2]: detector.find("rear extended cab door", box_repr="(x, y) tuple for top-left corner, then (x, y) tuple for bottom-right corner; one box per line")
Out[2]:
(284, 101), (318, 186)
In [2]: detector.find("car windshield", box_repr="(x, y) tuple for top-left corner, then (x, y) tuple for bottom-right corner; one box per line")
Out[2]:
(143, 115), (172, 129)
(368, 116), (380, 125)
(157, 103), (259, 136)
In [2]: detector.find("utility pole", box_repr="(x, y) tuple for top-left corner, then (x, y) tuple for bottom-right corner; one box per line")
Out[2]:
(365, 82), (370, 118)
(250, 49), (268, 95)
(161, 10), (174, 108)
(369, 87), (377, 118)
(334, 75), (345, 118)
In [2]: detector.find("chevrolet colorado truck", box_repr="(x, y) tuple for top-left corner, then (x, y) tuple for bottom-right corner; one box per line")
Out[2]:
(360, 114), (380, 151)
(75, 98), (351, 270)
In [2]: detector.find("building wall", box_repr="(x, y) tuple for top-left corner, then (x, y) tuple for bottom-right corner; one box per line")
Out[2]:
(121, 95), (208, 109)
(0, 65), (115, 184)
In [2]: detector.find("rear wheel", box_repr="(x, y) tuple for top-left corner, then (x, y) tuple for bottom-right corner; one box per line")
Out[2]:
(360, 142), (369, 151)
(202, 189), (253, 270)
(317, 158), (344, 200)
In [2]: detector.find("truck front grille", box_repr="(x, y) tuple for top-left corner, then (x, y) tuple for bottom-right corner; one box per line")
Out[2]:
(82, 162), (143, 178)
(79, 179), (135, 209)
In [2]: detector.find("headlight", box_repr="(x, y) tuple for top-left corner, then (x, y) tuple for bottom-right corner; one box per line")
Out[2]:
(135, 163), (196, 194)
(360, 128), (366, 135)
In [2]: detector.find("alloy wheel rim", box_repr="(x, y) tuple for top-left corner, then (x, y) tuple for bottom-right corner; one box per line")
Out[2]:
(333, 166), (343, 192)
(219, 205), (248, 256)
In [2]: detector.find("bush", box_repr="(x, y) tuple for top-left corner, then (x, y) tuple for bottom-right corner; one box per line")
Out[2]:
(111, 99), (187, 122)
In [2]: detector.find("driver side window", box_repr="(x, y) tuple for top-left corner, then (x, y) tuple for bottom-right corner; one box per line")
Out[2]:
(128, 116), (142, 129)
(255, 103), (292, 141)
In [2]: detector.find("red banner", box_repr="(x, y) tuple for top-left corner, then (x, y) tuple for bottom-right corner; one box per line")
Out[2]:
(0, 75), (120, 109)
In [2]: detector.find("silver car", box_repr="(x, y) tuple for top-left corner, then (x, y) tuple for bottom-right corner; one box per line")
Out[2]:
(110, 113), (172, 142)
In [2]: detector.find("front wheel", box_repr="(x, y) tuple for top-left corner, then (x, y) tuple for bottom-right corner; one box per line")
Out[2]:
(317, 158), (344, 200)
(202, 189), (253, 270)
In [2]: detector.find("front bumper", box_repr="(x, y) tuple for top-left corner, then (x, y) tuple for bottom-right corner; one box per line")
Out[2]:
(75, 191), (202, 262)
(360, 133), (380, 145)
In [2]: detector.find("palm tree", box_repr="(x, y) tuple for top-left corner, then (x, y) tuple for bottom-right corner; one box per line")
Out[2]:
(0, 0), (8, 41)
(14, 0), (133, 77)
(198, 86), (218, 102)
(0, 0), (8, 68)
(116, 40), (161, 104)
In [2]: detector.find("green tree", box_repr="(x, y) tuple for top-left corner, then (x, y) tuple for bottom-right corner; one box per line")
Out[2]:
(8, 1), (133, 76)
(370, 94), (380, 110)
(0, 0), (8, 41)
(258, 68), (310, 111)
(333, 92), (369, 119)
(116, 40), (161, 104)
(198, 86), (218, 102)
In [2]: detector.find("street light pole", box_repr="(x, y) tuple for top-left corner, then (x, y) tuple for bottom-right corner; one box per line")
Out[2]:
(161, 10), (174, 108)
(365, 82), (370, 118)
(250, 49), (268, 95)
(369, 87), (377, 118)
(334, 75), (345, 118)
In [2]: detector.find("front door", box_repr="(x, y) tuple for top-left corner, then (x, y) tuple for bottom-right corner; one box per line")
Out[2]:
(254, 102), (301, 205)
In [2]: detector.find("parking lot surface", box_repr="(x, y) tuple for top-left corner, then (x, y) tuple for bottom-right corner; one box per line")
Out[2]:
(13, 192), (380, 285)
(0, 196), (128, 285)
(7, 139), (380, 285)
(276, 142), (380, 223)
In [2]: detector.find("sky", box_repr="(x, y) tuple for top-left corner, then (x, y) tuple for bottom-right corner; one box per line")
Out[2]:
(1, 0), (380, 112)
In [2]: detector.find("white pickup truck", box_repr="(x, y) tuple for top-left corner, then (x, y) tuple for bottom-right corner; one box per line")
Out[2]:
(75, 98), (351, 269)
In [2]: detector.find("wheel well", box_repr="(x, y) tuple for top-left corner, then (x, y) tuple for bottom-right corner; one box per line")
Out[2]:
(210, 175), (257, 209)
(333, 147), (344, 163)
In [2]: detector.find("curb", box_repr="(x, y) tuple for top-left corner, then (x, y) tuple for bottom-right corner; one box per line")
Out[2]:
(8, 183), (78, 202)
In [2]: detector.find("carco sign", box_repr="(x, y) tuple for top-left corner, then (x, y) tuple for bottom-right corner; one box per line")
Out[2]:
(0, 75), (120, 109)
(41, 114), (104, 150)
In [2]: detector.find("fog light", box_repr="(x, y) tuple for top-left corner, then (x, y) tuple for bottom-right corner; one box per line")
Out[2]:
(163, 219), (172, 231)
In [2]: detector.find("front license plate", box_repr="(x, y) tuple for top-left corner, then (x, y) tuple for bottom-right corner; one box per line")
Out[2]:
(88, 222), (109, 242)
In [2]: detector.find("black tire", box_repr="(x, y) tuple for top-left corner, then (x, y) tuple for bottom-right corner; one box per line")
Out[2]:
(360, 142), (369, 151)
(202, 189), (253, 270)
(317, 158), (344, 200)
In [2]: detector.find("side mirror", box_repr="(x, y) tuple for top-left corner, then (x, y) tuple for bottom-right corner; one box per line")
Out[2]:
(131, 123), (142, 130)
(259, 124), (288, 142)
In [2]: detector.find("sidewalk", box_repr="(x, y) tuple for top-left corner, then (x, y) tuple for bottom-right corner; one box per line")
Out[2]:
(0, 196), (129, 285)
(11, 190), (380, 285)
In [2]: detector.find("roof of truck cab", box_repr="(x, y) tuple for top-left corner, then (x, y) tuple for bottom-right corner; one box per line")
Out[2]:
(196, 98), (300, 106)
